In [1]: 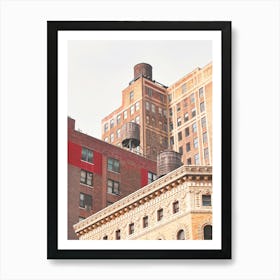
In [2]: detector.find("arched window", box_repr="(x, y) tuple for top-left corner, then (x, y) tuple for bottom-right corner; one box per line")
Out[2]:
(177, 229), (185, 240)
(203, 225), (212, 240)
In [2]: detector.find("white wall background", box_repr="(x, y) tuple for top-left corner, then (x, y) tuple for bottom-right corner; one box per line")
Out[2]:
(0, 1), (279, 280)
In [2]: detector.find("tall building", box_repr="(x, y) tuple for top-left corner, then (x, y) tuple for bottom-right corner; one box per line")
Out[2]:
(73, 165), (212, 240)
(68, 117), (157, 239)
(101, 62), (212, 165)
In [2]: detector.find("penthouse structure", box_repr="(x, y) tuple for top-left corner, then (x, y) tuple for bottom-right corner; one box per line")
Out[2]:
(101, 62), (212, 165)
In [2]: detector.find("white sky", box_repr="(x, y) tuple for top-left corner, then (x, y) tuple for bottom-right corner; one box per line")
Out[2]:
(68, 40), (212, 138)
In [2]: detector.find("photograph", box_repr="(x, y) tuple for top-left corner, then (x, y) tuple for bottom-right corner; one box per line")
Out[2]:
(48, 21), (231, 259)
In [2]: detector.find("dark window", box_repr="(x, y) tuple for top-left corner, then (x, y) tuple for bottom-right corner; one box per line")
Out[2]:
(107, 158), (120, 173)
(104, 123), (108, 132)
(202, 195), (211, 206)
(185, 127), (190, 137)
(203, 225), (212, 240)
(179, 146), (183, 155)
(81, 147), (93, 163)
(201, 116), (207, 128)
(110, 119), (114, 128)
(169, 108), (173, 116)
(173, 201), (179, 213)
(168, 94), (172, 102)
(176, 103), (181, 112)
(116, 230), (121, 240)
(170, 136), (174, 146)
(143, 216), (148, 228)
(203, 132), (208, 144)
(187, 158), (192, 165)
(177, 117), (181, 127)
(107, 201), (113, 206)
(192, 109), (196, 118)
(148, 171), (157, 184)
(157, 209), (163, 221)
(177, 230), (185, 240)
(80, 170), (93, 186)
(186, 142), (191, 152)
(178, 131), (182, 141)
(200, 102), (205, 112)
(147, 87), (153, 97)
(79, 193), (92, 210)
(129, 223), (135, 235)
(107, 179), (120, 195)
(170, 122), (173, 131)
(199, 87), (204, 98)
(117, 114), (121, 124)
(103, 235), (108, 240)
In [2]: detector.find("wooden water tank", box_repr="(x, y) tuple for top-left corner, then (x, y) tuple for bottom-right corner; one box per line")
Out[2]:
(121, 122), (140, 148)
(157, 150), (182, 177)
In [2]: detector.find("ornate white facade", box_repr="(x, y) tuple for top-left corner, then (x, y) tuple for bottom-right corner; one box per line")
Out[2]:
(74, 165), (212, 240)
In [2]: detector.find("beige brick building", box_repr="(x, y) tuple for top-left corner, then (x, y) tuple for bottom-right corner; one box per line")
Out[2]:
(73, 165), (212, 240)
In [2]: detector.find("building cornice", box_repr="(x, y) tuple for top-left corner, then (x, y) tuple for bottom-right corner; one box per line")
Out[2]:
(73, 165), (212, 237)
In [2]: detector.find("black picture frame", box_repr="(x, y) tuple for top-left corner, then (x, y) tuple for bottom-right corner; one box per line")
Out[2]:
(47, 21), (231, 259)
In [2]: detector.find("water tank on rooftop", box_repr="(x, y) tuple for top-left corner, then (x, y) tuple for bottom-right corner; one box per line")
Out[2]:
(121, 122), (140, 150)
(134, 63), (152, 80)
(157, 150), (183, 178)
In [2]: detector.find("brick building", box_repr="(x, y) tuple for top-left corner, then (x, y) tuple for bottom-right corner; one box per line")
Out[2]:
(73, 165), (212, 240)
(101, 62), (212, 165)
(68, 117), (157, 239)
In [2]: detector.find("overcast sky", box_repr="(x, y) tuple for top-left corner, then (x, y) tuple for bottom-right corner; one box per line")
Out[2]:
(68, 40), (212, 139)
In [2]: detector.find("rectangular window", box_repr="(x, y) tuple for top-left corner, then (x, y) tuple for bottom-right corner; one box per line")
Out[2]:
(199, 87), (204, 98)
(187, 157), (192, 165)
(130, 105), (135, 115)
(203, 132), (208, 143)
(117, 129), (121, 138)
(190, 93), (195, 103)
(170, 136), (174, 146)
(80, 170), (93, 186)
(129, 223), (135, 235)
(79, 216), (85, 222)
(192, 108), (196, 118)
(186, 142), (191, 152)
(123, 110), (127, 119)
(110, 119), (114, 128)
(117, 114), (121, 124)
(194, 137), (198, 149)
(129, 91), (134, 101)
(194, 154), (200, 165)
(173, 201), (179, 213)
(148, 171), (157, 184)
(168, 94), (172, 102)
(158, 107), (162, 115)
(163, 123), (167, 132)
(163, 109), (167, 118)
(177, 117), (182, 127)
(192, 122), (197, 133)
(135, 115), (140, 124)
(104, 137), (108, 142)
(159, 121), (163, 130)
(179, 146), (183, 155)
(146, 115), (150, 124)
(157, 209), (163, 221)
(107, 201), (113, 206)
(170, 122), (173, 131)
(103, 235), (108, 240)
(184, 113), (189, 122)
(176, 103), (181, 112)
(143, 216), (149, 228)
(110, 133), (114, 143)
(81, 147), (93, 163)
(185, 127), (190, 137)
(107, 179), (120, 195)
(79, 193), (92, 210)
(145, 101), (150, 111)
(115, 229), (121, 240)
(169, 108), (173, 116)
(182, 83), (187, 93)
(202, 195), (211, 206)
(135, 101), (140, 111)
(201, 116), (207, 128)
(107, 158), (120, 173)
(178, 131), (182, 141)
(104, 123), (108, 132)
(151, 103), (155, 113)
(183, 98), (188, 108)
(147, 87), (153, 97)
(204, 148), (209, 160)
(200, 102), (205, 112)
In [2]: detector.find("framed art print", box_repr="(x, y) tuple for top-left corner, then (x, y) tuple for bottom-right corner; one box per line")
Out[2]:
(47, 21), (231, 259)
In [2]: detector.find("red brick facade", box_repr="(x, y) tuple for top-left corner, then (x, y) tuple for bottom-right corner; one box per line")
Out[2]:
(68, 117), (157, 239)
